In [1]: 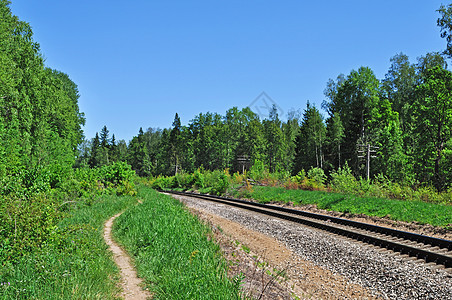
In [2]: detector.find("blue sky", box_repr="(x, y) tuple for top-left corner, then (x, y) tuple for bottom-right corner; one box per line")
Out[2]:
(10, 1), (449, 142)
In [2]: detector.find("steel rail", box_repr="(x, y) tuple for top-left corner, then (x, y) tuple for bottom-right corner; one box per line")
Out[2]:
(161, 189), (452, 269)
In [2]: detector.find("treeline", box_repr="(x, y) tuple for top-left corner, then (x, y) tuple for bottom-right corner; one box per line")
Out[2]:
(0, 0), (84, 194)
(84, 51), (450, 190)
(81, 4), (452, 191)
(0, 1), (137, 265)
(0, 0), (85, 258)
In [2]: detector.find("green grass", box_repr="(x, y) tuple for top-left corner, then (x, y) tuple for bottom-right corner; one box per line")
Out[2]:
(0, 194), (137, 300)
(233, 186), (452, 228)
(113, 186), (241, 299)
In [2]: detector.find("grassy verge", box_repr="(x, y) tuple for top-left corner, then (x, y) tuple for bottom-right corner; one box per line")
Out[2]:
(113, 186), (241, 299)
(231, 186), (452, 228)
(0, 194), (137, 299)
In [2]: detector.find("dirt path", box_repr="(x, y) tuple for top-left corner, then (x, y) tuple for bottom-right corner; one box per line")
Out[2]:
(104, 212), (152, 300)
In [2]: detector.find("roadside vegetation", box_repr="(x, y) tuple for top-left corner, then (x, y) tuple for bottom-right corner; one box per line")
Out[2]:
(0, 163), (137, 299)
(113, 187), (241, 299)
(1, 166), (243, 299)
(149, 164), (452, 228)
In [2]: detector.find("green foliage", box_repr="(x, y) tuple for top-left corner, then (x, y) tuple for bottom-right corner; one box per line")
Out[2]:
(231, 171), (246, 185)
(99, 161), (135, 187)
(113, 187), (241, 299)
(438, 3), (452, 58)
(175, 171), (194, 189)
(306, 167), (326, 189)
(150, 168), (231, 195)
(329, 163), (358, 194)
(293, 170), (306, 183)
(0, 162), (138, 265)
(0, 1), (84, 193)
(128, 127), (152, 176)
(324, 112), (345, 171)
(294, 102), (326, 173)
(148, 175), (174, 190)
(0, 192), (137, 299)
(249, 159), (269, 181)
(414, 66), (452, 190)
(0, 194), (60, 263)
(193, 168), (205, 189)
(0, 1), (91, 266)
(246, 186), (452, 227)
(263, 105), (287, 172)
(203, 170), (230, 195)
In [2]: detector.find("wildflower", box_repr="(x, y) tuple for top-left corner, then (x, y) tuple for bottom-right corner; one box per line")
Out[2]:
(189, 250), (199, 263)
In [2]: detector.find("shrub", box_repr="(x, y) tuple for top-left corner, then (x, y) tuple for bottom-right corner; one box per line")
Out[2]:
(329, 163), (357, 193)
(0, 193), (61, 263)
(283, 177), (300, 190)
(175, 171), (194, 189)
(231, 171), (246, 185)
(151, 175), (174, 190)
(100, 161), (135, 187)
(211, 171), (230, 195)
(249, 159), (268, 181)
(262, 172), (280, 187)
(202, 170), (230, 195)
(116, 181), (138, 196)
(305, 167), (326, 190)
(193, 169), (205, 189)
(292, 170), (306, 184)
(237, 179), (254, 198)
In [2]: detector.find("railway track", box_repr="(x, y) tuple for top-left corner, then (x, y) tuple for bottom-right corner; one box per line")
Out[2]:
(162, 189), (452, 272)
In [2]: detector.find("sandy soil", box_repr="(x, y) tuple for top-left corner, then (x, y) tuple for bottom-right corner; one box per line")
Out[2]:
(188, 205), (379, 299)
(104, 212), (152, 300)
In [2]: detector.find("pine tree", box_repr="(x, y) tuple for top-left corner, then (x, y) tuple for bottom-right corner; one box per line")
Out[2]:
(109, 134), (119, 163)
(170, 113), (181, 174)
(128, 128), (151, 176)
(294, 102), (326, 173)
(89, 133), (100, 168)
(263, 105), (286, 172)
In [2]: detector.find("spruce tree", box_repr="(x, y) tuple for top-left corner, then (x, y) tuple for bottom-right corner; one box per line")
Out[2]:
(89, 133), (100, 168)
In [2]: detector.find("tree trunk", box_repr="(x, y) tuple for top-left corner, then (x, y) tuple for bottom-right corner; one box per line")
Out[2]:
(434, 143), (444, 191)
(315, 145), (319, 167)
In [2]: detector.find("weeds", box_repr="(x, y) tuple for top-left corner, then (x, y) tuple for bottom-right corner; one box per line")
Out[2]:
(245, 186), (452, 227)
(149, 164), (452, 227)
(0, 193), (137, 299)
(113, 187), (241, 299)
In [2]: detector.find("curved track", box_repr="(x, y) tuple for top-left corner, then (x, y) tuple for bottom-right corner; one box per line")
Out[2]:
(162, 189), (452, 271)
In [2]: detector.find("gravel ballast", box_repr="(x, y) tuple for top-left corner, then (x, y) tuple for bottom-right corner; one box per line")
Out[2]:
(173, 194), (452, 300)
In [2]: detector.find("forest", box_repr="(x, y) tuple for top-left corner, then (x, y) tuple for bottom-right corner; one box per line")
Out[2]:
(1, 0), (452, 297)
(83, 52), (452, 191)
(1, 0), (452, 277)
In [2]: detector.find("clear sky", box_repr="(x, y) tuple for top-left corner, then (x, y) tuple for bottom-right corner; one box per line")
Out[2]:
(9, 1), (449, 142)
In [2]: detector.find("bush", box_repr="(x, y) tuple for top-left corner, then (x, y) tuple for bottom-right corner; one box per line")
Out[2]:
(100, 162), (135, 187)
(0, 193), (61, 263)
(193, 169), (205, 189)
(175, 171), (194, 189)
(283, 177), (300, 190)
(249, 159), (268, 181)
(305, 167), (326, 190)
(329, 164), (357, 194)
(208, 170), (230, 195)
(150, 175), (174, 190)
(293, 170), (306, 184)
(231, 171), (246, 185)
